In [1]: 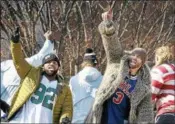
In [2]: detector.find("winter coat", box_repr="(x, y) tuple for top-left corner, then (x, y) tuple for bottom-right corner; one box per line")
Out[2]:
(85, 20), (154, 124)
(8, 42), (73, 123)
(69, 66), (102, 123)
(1, 39), (54, 107)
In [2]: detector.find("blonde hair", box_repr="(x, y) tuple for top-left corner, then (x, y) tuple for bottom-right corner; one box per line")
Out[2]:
(81, 60), (96, 69)
(155, 46), (174, 66)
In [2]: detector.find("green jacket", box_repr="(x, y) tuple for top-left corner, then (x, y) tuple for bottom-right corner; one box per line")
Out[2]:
(8, 41), (73, 123)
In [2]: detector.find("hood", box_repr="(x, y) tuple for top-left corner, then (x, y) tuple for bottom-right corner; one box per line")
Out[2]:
(78, 67), (102, 82)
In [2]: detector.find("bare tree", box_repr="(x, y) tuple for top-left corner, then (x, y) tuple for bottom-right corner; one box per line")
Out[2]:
(1, 0), (175, 76)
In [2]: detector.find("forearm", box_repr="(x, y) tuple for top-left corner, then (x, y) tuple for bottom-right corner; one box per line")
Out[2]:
(38, 40), (54, 55)
(98, 20), (123, 64)
(26, 40), (54, 67)
(10, 41), (31, 79)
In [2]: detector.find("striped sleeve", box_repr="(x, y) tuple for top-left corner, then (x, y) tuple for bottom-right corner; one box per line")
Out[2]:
(151, 67), (164, 101)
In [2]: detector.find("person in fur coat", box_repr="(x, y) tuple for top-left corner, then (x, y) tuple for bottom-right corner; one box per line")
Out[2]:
(85, 9), (154, 124)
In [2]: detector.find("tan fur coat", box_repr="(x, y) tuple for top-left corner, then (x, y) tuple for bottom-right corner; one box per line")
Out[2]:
(85, 20), (154, 124)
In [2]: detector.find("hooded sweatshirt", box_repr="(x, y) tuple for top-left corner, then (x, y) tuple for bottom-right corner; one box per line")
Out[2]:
(69, 66), (103, 123)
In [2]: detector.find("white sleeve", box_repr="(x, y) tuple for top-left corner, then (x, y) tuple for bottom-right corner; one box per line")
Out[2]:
(0, 60), (13, 72)
(25, 40), (54, 67)
(69, 77), (73, 92)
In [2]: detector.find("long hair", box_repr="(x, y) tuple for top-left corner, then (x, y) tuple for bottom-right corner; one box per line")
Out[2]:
(155, 46), (175, 66)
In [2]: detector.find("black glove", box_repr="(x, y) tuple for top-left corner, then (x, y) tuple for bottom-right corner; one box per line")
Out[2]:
(11, 27), (20, 43)
(0, 99), (10, 114)
(61, 117), (71, 124)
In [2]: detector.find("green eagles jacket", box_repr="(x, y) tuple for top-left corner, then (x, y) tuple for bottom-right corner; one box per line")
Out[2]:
(8, 41), (73, 123)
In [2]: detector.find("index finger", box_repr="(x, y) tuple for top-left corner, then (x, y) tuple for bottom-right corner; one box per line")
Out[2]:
(15, 27), (20, 34)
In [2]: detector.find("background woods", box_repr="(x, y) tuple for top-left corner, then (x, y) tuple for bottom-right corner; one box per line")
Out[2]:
(1, 0), (175, 77)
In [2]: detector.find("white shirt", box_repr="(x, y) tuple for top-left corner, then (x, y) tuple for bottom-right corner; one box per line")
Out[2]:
(9, 76), (58, 123)
(1, 40), (54, 116)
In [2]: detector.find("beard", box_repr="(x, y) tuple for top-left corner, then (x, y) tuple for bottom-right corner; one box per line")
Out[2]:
(44, 69), (58, 77)
(129, 63), (140, 69)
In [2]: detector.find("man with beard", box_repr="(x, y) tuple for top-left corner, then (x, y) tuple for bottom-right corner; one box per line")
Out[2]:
(1, 29), (55, 119)
(85, 9), (153, 124)
(6, 28), (73, 123)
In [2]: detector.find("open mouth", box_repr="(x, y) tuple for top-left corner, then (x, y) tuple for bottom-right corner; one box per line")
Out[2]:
(48, 66), (55, 71)
(130, 59), (137, 66)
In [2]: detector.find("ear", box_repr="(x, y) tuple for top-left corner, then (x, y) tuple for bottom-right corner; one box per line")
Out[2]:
(155, 55), (161, 66)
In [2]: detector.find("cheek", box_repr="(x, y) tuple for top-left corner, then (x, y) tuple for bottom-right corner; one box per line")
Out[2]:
(54, 64), (59, 70)
(43, 64), (49, 70)
(138, 59), (142, 65)
(56, 66), (59, 70)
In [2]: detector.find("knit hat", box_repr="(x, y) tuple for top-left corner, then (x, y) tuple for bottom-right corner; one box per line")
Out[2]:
(131, 48), (147, 64)
(83, 48), (98, 64)
(42, 53), (60, 66)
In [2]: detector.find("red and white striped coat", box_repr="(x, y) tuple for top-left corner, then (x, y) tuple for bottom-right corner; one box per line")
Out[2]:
(151, 63), (175, 117)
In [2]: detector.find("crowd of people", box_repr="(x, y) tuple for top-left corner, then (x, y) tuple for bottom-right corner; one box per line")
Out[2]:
(1, 9), (175, 124)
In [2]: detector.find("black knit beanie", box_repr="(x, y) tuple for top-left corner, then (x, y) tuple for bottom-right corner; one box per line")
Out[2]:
(42, 53), (60, 66)
(83, 48), (98, 64)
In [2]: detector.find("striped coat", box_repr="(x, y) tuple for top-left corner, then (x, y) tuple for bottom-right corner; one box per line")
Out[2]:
(151, 63), (175, 117)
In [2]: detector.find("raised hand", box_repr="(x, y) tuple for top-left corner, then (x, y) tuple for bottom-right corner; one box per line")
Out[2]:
(101, 8), (113, 21)
(61, 117), (71, 124)
(44, 30), (53, 41)
(99, 8), (115, 36)
(11, 27), (20, 43)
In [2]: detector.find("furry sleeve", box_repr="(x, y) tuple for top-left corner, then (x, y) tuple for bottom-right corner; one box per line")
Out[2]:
(98, 20), (123, 64)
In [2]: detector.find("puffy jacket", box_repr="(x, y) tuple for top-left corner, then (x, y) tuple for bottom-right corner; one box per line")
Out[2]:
(1, 39), (54, 116)
(69, 66), (102, 123)
(8, 42), (73, 123)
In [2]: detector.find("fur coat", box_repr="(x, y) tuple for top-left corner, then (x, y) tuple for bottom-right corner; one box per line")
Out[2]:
(85, 20), (154, 123)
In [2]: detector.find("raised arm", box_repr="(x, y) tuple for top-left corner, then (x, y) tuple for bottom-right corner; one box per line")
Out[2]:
(98, 9), (123, 64)
(10, 27), (31, 79)
(25, 31), (55, 67)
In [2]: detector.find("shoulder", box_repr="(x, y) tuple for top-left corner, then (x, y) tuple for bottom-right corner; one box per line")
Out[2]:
(151, 64), (170, 76)
(69, 75), (77, 85)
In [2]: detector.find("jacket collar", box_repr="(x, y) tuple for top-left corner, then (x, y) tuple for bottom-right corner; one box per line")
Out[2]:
(130, 64), (151, 106)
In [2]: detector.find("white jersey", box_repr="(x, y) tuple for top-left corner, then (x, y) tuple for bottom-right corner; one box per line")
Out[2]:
(1, 40), (54, 117)
(9, 76), (58, 123)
